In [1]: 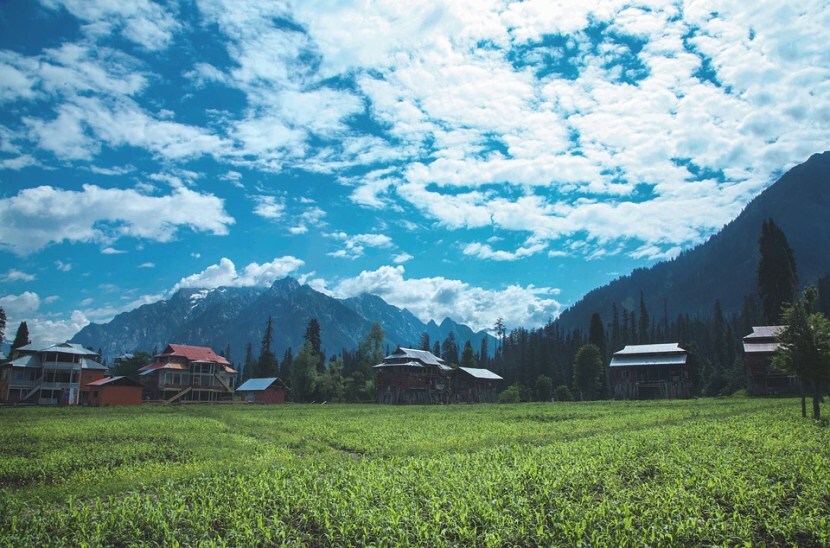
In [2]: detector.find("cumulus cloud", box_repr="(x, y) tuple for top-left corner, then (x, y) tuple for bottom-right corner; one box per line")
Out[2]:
(1, 269), (36, 282)
(172, 256), (305, 291)
(326, 232), (394, 259)
(0, 291), (41, 319)
(289, 206), (326, 235)
(0, 184), (234, 255)
(333, 265), (561, 331)
(252, 195), (285, 220)
(463, 239), (548, 262)
(393, 252), (413, 264)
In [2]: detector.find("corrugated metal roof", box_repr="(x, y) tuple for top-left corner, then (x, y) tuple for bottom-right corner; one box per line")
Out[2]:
(17, 342), (99, 356)
(80, 358), (107, 370)
(613, 343), (685, 356)
(156, 344), (230, 365)
(458, 367), (503, 380)
(373, 360), (424, 368)
(237, 377), (283, 392)
(610, 355), (687, 367)
(6, 354), (40, 368)
(87, 376), (143, 387)
(744, 326), (784, 339)
(743, 342), (780, 354)
(384, 347), (445, 366)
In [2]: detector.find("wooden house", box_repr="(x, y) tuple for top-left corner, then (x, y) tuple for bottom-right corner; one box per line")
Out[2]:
(236, 377), (287, 403)
(743, 326), (799, 395)
(374, 347), (454, 404)
(85, 376), (144, 406)
(452, 367), (503, 403)
(374, 347), (503, 404)
(0, 342), (107, 405)
(610, 343), (690, 399)
(138, 344), (237, 403)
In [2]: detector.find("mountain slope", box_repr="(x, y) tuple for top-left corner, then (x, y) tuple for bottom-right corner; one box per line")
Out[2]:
(71, 278), (495, 365)
(555, 151), (830, 332)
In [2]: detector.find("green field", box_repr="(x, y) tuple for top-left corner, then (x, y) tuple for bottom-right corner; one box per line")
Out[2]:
(1, 398), (828, 546)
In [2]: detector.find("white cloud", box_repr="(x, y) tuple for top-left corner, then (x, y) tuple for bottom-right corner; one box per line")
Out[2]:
(289, 206), (326, 235)
(40, 0), (182, 51)
(326, 232), (394, 259)
(172, 256), (305, 291)
(0, 184), (235, 255)
(139, 262), (155, 268)
(101, 247), (127, 255)
(393, 252), (413, 264)
(333, 265), (561, 331)
(0, 291), (41, 320)
(463, 239), (548, 262)
(55, 260), (72, 272)
(21, 310), (90, 345)
(1, 269), (36, 282)
(252, 195), (285, 220)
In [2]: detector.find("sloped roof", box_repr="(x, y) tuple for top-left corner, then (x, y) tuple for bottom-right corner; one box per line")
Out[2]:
(87, 376), (143, 387)
(610, 354), (687, 367)
(384, 347), (445, 366)
(237, 377), (285, 392)
(17, 342), (98, 356)
(80, 358), (107, 370)
(744, 326), (784, 340)
(6, 354), (39, 368)
(155, 344), (230, 365)
(374, 360), (424, 369)
(613, 343), (686, 356)
(458, 367), (503, 380)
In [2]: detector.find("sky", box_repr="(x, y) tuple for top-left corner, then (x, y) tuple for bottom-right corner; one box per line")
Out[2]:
(1, 0), (829, 344)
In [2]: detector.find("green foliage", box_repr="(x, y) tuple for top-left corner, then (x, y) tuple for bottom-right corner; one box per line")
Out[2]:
(758, 218), (798, 324)
(774, 288), (830, 419)
(0, 400), (828, 546)
(553, 384), (574, 402)
(498, 383), (521, 403)
(12, 321), (30, 350)
(573, 344), (603, 401)
(459, 340), (478, 369)
(291, 341), (321, 402)
(111, 352), (151, 380)
(535, 374), (553, 401)
(0, 306), (6, 344)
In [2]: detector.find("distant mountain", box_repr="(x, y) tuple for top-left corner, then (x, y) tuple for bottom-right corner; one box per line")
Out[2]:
(556, 151), (830, 333)
(71, 277), (495, 365)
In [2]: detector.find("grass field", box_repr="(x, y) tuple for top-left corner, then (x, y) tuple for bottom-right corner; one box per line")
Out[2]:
(0, 398), (828, 546)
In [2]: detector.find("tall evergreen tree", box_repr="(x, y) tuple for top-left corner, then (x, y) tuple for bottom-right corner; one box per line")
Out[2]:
(304, 318), (322, 356)
(281, 348), (294, 385)
(432, 340), (441, 359)
(291, 341), (320, 402)
(610, 303), (620, 353)
(12, 321), (30, 350)
(0, 306), (5, 345)
(242, 342), (256, 381)
(638, 292), (650, 345)
(588, 312), (607, 362)
(479, 336), (489, 369)
(817, 273), (830, 319)
(628, 310), (638, 345)
(460, 340), (478, 368)
(257, 316), (277, 377)
(758, 218), (798, 324)
(419, 332), (430, 351)
(441, 332), (459, 365)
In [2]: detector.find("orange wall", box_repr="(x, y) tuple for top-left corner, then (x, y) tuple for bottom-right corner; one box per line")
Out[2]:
(89, 386), (143, 407)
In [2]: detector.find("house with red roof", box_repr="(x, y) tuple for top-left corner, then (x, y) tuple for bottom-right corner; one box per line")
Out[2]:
(139, 344), (238, 403)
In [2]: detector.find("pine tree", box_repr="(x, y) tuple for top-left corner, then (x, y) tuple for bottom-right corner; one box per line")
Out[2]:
(441, 332), (459, 365)
(758, 218), (798, 324)
(628, 310), (637, 345)
(12, 321), (30, 350)
(304, 318), (322, 356)
(281, 348), (294, 385)
(257, 316), (277, 377)
(242, 342), (256, 381)
(432, 340), (441, 359)
(460, 340), (478, 368)
(638, 292), (650, 344)
(419, 332), (430, 351)
(572, 344), (603, 401)
(610, 303), (620, 353)
(479, 336), (489, 369)
(0, 307), (5, 344)
(588, 312), (607, 362)
(291, 341), (320, 402)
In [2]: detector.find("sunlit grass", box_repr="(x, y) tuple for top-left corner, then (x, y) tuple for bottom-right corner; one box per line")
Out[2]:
(0, 398), (827, 545)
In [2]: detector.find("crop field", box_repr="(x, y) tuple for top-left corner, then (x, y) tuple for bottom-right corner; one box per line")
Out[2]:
(0, 398), (828, 546)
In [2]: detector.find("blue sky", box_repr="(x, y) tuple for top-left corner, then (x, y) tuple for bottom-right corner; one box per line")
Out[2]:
(1, 0), (829, 343)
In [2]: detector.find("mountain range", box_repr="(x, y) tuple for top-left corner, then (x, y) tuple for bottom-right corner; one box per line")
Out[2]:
(71, 277), (494, 365)
(555, 151), (830, 332)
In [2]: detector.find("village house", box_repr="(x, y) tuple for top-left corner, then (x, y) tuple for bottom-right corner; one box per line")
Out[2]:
(85, 376), (144, 407)
(0, 342), (107, 405)
(453, 367), (503, 403)
(139, 344), (237, 403)
(236, 377), (287, 403)
(374, 347), (502, 404)
(743, 326), (799, 396)
(610, 343), (690, 399)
